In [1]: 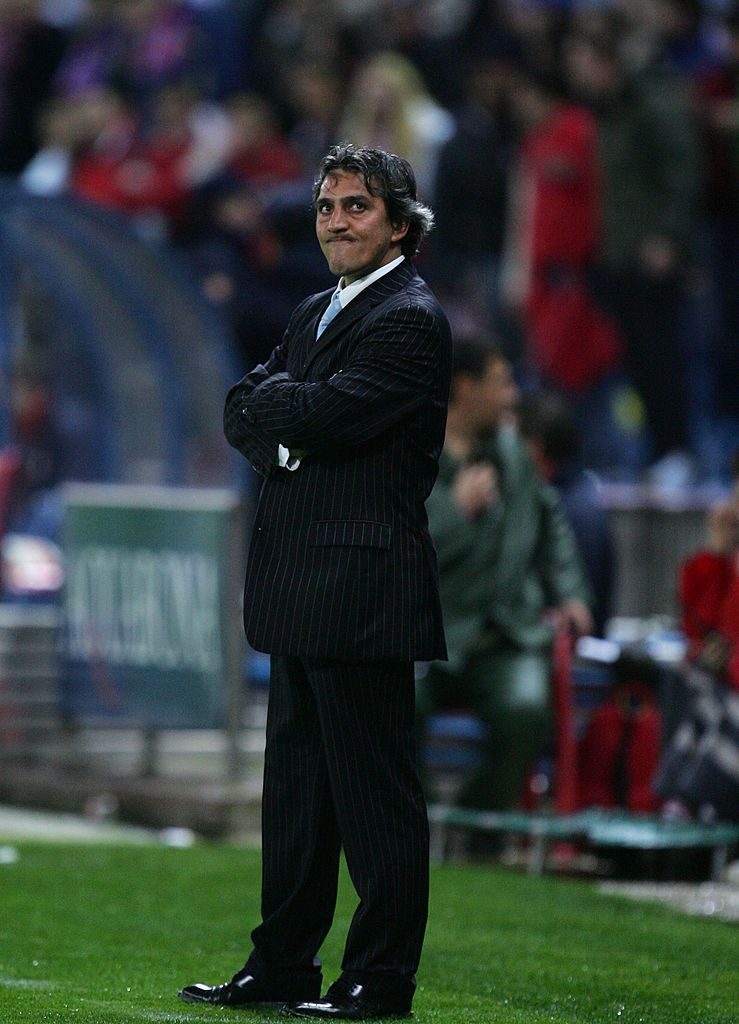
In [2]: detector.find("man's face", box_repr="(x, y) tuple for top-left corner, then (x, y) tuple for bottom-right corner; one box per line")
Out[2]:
(315, 170), (408, 283)
(564, 39), (620, 101)
(461, 355), (518, 433)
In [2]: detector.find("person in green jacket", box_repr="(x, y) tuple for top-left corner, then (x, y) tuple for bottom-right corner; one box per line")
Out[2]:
(418, 336), (593, 812)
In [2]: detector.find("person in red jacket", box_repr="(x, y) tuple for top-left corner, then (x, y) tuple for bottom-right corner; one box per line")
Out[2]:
(654, 454), (739, 820)
(501, 63), (622, 396)
(225, 92), (305, 191)
(680, 463), (739, 691)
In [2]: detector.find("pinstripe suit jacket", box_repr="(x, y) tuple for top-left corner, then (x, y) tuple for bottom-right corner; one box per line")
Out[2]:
(224, 259), (451, 661)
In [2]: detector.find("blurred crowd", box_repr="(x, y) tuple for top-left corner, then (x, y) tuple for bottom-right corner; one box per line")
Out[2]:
(0, 0), (737, 827)
(1, 0), (736, 489)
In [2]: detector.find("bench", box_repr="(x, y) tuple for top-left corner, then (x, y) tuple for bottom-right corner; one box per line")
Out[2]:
(427, 804), (739, 880)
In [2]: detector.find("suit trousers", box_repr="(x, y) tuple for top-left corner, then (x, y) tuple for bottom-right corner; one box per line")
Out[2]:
(249, 654), (429, 981)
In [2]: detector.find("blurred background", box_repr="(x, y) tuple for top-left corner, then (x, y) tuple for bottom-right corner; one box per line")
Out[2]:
(0, 0), (737, 870)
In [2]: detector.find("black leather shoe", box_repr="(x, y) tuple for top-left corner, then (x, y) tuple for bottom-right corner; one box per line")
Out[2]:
(179, 964), (322, 1008)
(284, 977), (413, 1019)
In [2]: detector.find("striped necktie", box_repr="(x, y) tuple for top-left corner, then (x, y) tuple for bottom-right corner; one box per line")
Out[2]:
(316, 289), (343, 338)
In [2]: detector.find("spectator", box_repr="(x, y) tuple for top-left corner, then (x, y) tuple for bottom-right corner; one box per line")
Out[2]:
(183, 174), (298, 369)
(338, 50), (455, 196)
(647, 0), (726, 80)
(519, 388), (616, 637)
(564, 22), (702, 479)
(430, 33), (519, 335)
(653, 454), (739, 820)
(352, 0), (480, 111)
(417, 336), (592, 814)
(20, 92), (87, 195)
(225, 91), (305, 191)
(68, 85), (190, 236)
(67, 79), (230, 240)
(676, 2), (739, 483)
(679, 456), (739, 691)
(54, 0), (218, 112)
(250, 0), (345, 115)
(283, 62), (345, 170)
(21, 85), (133, 199)
(498, 0), (569, 79)
(0, 366), (62, 540)
(182, 0), (255, 98)
(501, 60), (633, 475)
(0, 0), (68, 175)
(4, 0), (736, 496)
(502, 64), (606, 375)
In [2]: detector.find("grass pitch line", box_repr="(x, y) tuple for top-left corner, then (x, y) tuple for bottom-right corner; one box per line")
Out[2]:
(0, 977), (60, 991)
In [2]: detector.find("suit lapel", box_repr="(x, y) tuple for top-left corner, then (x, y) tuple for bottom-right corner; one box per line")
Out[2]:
(303, 261), (416, 375)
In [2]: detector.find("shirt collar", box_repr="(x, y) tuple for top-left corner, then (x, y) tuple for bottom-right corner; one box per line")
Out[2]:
(335, 255), (405, 308)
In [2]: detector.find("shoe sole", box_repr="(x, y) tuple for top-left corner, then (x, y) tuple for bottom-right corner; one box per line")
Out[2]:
(177, 990), (288, 1008)
(281, 1010), (412, 1020)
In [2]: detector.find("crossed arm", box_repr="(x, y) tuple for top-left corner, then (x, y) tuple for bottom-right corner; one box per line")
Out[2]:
(224, 307), (445, 475)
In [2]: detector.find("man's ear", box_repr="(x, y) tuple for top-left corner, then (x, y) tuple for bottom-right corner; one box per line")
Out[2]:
(391, 219), (410, 243)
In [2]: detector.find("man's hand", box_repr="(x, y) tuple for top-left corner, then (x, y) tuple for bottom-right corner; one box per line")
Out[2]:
(452, 463), (498, 520)
(553, 598), (593, 639)
(707, 499), (739, 555)
(639, 235), (678, 278)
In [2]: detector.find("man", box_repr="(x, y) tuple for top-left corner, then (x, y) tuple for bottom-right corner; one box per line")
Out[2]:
(563, 24), (701, 472)
(418, 338), (592, 814)
(179, 144), (451, 1019)
(501, 62), (623, 408)
(430, 32), (518, 332)
(518, 388), (616, 638)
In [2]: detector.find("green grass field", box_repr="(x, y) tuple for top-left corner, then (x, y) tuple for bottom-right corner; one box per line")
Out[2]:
(0, 842), (736, 1024)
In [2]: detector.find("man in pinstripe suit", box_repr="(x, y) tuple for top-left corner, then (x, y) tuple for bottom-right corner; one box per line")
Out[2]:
(179, 145), (451, 1019)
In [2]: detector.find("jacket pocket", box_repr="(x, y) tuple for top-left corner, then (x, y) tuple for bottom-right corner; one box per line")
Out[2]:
(308, 520), (392, 549)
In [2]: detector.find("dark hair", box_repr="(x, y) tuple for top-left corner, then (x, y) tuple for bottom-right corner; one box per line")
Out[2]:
(512, 60), (568, 101)
(451, 335), (505, 381)
(518, 389), (580, 463)
(312, 143), (435, 256)
(566, 25), (621, 64)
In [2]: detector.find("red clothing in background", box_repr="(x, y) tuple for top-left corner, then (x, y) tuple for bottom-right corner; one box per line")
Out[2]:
(680, 549), (739, 691)
(521, 103), (600, 267)
(512, 103), (622, 392)
(71, 134), (190, 225)
(229, 134), (304, 190)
